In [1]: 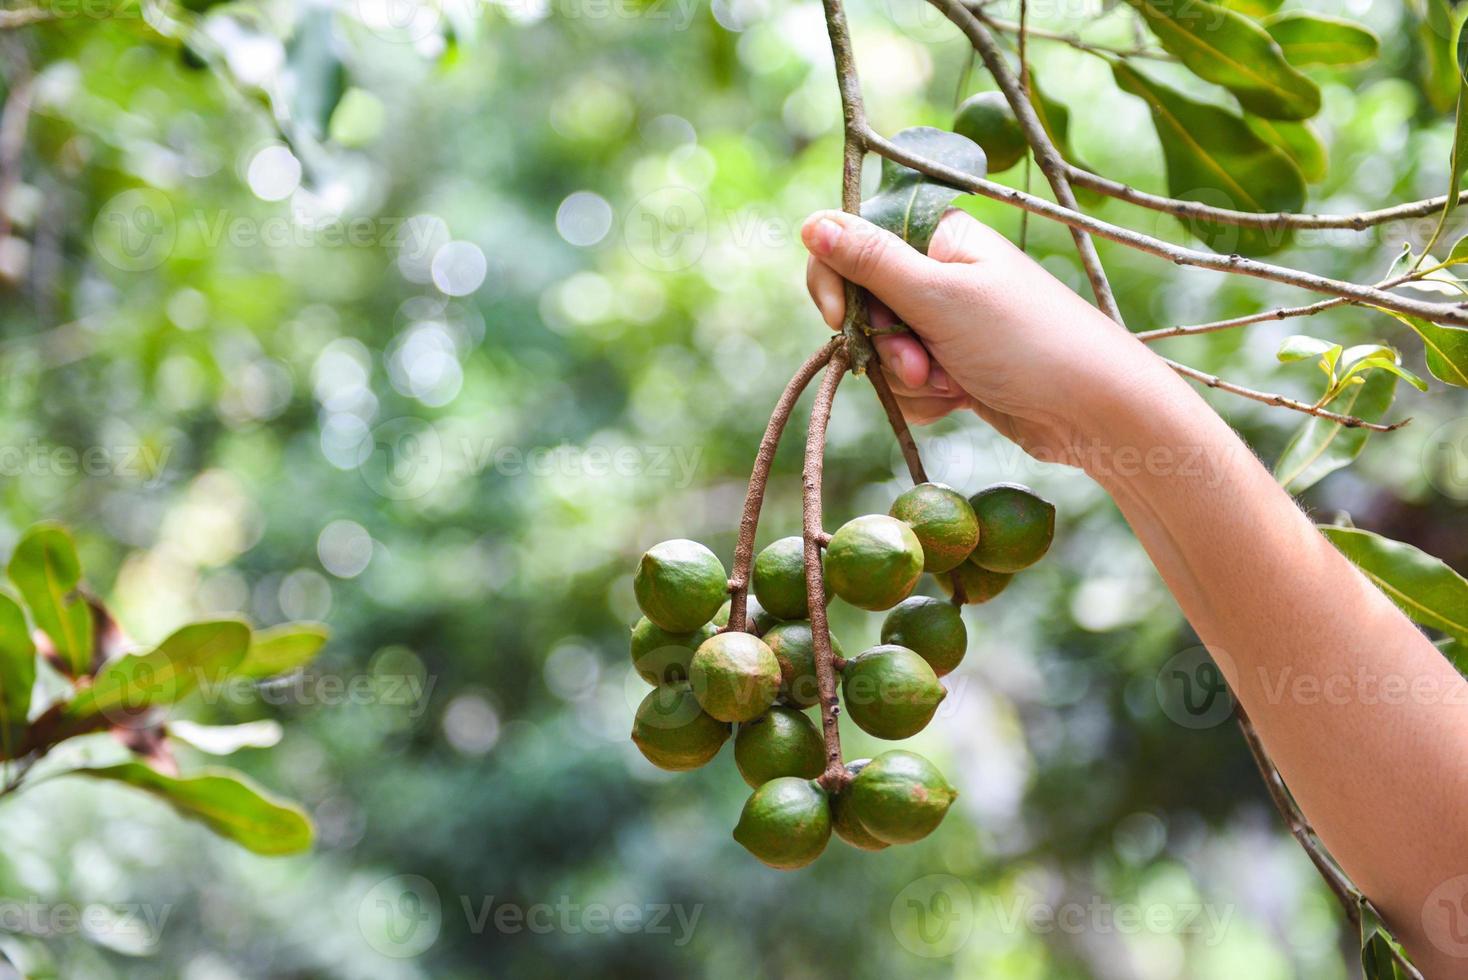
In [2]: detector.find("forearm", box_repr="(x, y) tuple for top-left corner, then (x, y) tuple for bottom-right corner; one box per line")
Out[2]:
(1078, 346), (1468, 972)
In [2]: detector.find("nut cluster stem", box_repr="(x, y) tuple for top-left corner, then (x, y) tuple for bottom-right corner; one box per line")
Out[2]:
(802, 345), (851, 792)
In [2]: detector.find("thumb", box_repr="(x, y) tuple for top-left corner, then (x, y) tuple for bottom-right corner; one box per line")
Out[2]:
(800, 210), (943, 309)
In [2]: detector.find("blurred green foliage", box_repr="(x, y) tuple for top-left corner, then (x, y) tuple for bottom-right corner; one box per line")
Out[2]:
(0, 0), (1465, 976)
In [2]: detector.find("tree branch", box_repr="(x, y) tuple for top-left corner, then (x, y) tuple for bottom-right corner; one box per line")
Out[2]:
(1235, 708), (1362, 923)
(820, 0), (879, 376)
(977, 11), (1177, 62)
(0, 56), (32, 251)
(865, 366), (969, 602)
(1068, 164), (1468, 232)
(1137, 272), (1423, 343)
(804, 346), (851, 792)
(725, 339), (840, 633)
(928, 0), (1123, 323)
(1164, 358), (1407, 431)
(0, 7), (57, 28)
(861, 126), (1468, 328)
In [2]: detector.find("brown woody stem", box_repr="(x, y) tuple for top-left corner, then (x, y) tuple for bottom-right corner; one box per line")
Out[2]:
(928, 0), (1123, 324)
(866, 364), (968, 602)
(804, 346), (851, 792)
(1164, 359), (1407, 432)
(726, 339), (841, 633)
(861, 126), (1468, 328)
(820, 0), (879, 376)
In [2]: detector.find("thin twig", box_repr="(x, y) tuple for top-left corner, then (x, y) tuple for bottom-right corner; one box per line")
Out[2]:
(928, 0), (1123, 323)
(0, 7), (57, 28)
(804, 346), (851, 792)
(978, 12), (1178, 61)
(861, 126), (1468, 328)
(1164, 358), (1406, 431)
(0, 58), (32, 249)
(725, 340), (840, 633)
(1138, 272), (1424, 343)
(1235, 709), (1360, 921)
(867, 367), (969, 603)
(1068, 163), (1468, 232)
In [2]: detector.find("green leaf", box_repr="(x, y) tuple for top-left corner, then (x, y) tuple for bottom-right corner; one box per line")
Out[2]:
(1216, 0), (1280, 16)
(1360, 898), (1415, 979)
(1262, 12), (1380, 67)
(64, 620), (251, 723)
(1122, 0), (1322, 120)
(1446, 235), (1468, 265)
(1276, 334), (1339, 362)
(860, 127), (987, 253)
(1378, 310), (1468, 387)
(235, 622), (329, 679)
(169, 719), (284, 754)
(1320, 525), (1468, 642)
(7, 523), (93, 677)
(1275, 371), (1396, 492)
(286, 8), (347, 143)
(0, 593), (36, 759)
(1245, 116), (1327, 182)
(1112, 62), (1306, 255)
(1337, 347), (1428, 391)
(1418, 0), (1462, 114)
(70, 763), (313, 855)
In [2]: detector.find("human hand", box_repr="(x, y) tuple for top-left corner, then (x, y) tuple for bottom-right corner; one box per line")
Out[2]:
(801, 208), (1163, 463)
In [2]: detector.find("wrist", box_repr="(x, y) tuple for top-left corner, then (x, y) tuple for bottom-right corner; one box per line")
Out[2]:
(1066, 340), (1219, 489)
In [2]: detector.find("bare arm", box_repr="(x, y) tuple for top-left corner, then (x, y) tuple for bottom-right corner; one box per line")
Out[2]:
(801, 207), (1468, 974)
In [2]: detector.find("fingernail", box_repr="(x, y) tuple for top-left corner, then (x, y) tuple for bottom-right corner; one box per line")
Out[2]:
(929, 367), (954, 395)
(804, 217), (843, 257)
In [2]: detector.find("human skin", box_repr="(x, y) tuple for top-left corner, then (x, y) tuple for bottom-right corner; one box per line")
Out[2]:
(801, 207), (1468, 976)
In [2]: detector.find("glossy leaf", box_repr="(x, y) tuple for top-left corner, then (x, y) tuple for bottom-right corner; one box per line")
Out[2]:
(1217, 0), (1281, 16)
(7, 523), (93, 677)
(1122, 0), (1321, 120)
(1246, 116), (1327, 182)
(1274, 371), (1395, 493)
(1320, 526), (1468, 642)
(0, 593), (36, 758)
(861, 127), (987, 253)
(1360, 898), (1415, 979)
(234, 622), (329, 680)
(169, 719), (284, 754)
(1446, 234), (1468, 265)
(1379, 310), (1468, 387)
(1113, 62), (1305, 255)
(71, 763), (313, 855)
(1262, 12), (1380, 67)
(1336, 346), (1427, 391)
(1419, 0), (1461, 114)
(64, 620), (251, 722)
(286, 8), (347, 143)
(1276, 334), (1339, 363)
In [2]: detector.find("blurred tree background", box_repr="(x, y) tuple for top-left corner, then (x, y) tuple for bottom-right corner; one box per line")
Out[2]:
(0, 0), (1465, 975)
